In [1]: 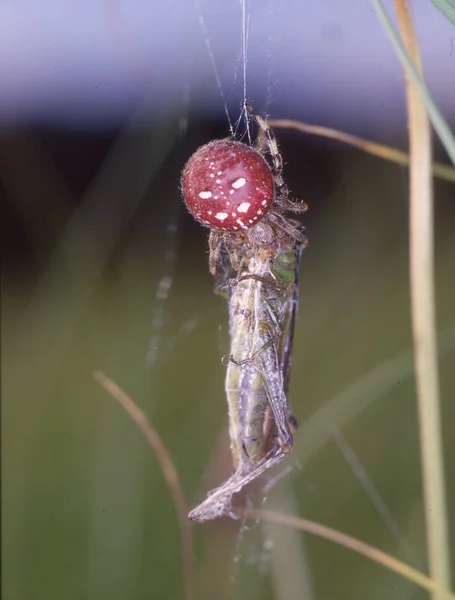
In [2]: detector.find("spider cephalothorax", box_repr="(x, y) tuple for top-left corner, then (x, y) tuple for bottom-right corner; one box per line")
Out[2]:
(181, 107), (307, 275)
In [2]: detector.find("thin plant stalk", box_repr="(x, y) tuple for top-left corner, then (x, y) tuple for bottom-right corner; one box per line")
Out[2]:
(371, 0), (455, 166)
(93, 371), (196, 600)
(268, 119), (455, 184)
(243, 508), (455, 600)
(394, 0), (452, 594)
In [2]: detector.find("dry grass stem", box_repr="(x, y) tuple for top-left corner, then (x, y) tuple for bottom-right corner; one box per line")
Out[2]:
(242, 508), (455, 600)
(269, 119), (455, 184)
(393, 0), (452, 594)
(93, 370), (195, 600)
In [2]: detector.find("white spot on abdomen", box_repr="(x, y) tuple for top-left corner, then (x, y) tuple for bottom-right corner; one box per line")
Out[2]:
(199, 191), (212, 199)
(237, 202), (250, 213)
(215, 212), (228, 221)
(232, 177), (246, 189)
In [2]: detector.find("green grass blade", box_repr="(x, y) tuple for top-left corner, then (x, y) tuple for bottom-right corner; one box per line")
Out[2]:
(428, 0), (455, 26)
(371, 0), (455, 166)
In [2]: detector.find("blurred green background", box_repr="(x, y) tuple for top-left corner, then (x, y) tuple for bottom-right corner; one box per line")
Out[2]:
(2, 111), (455, 600)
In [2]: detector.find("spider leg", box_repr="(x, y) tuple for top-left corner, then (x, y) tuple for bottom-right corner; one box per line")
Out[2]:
(246, 104), (284, 184)
(266, 212), (308, 245)
(276, 197), (309, 214)
(208, 230), (222, 276)
(224, 235), (244, 271)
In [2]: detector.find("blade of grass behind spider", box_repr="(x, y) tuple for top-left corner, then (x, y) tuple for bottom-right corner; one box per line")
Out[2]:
(9, 92), (179, 396)
(92, 371), (195, 600)
(0, 131), (76, 258)
(428, 0), (455, 26)
(394, 0), (452, 594)
(370, 0), (455, 166)
(268, 119), (455, 184)
(293, 323), (455, 478)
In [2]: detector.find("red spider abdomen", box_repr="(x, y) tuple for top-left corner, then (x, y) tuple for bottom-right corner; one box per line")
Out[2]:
(181, 140), (274, 232)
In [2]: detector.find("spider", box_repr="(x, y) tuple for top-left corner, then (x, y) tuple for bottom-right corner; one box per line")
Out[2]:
(181, 105), (307, 276)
